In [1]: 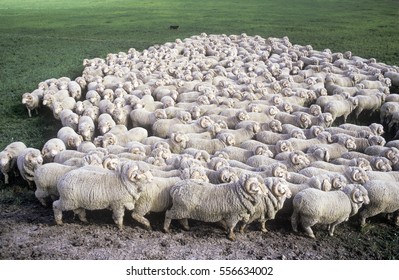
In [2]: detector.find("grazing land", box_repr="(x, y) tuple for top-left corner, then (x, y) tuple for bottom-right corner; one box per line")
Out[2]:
(0, 0), (399, 260)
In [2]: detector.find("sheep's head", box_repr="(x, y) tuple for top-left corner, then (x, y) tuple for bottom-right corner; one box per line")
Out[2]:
(267, 119), (282, 133)
(102, 154), (120, 170)
(346, 184), (370, 205)
(309, 104), (323, 116)
(218, 133), (236, 146)
(236, 110), (249, 122)
(270, 163), (288, 179)
(254, 146), (274, 157)
(297, 113), (311, 129)
(290, 128), (306, 140)
(275, 140), (293, 153)
(369, 123), (384, 136)
(240, 174), (268, 196)
(0, 152), (12, 169)
(370, 157), (392, 172)
(310, 147), (330, 162)
(218, 167), (239, 183)
(121, 161), (153, 187)
(369, 135), (386, 147)
(208, 157), (229, 171)
(289, 151), (310, 167)
(331, 174), (347, 190)
(182, 166), (209, 182)
(347, 167), (369, 184)
(102, 133), (117, 147)
(264, 177), (291, 198)
(198, 116), (213, 128)
(25, 149), (43, 169)
(352, 158), (372, 171)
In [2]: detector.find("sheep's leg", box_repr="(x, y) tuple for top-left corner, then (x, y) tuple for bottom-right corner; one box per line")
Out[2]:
(111, 206), (125, 230)
(131, 212), (152, 231)
(34, 189), (48, 207)
(328, 222), (340, 236)
(27, 109), (32, 118)
(3, 173), (9, 184)
(178, 219), (190, 231)
(224, 217), (240, 241)
(239, 223), (247, 234)
(52, 200), (63, 225)
(291, 209), (300, 232)
(300, 216), (316, 238)
(259, 219), (268, 233)
(73, 208), (87, 223)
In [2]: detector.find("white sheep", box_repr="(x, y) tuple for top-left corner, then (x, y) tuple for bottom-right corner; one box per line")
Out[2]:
(358, 180), (399, 227)
(41, 138), (66, 163)
(163, 174), (267, 240)
(59, 109), (79, 131)
(17, 147), (43, 188)
(0, 142), (27, 184)
(78, 116), (95, 141)
(241, 177), (292, 233)
(34, 163), (77, 206)
(291, 184), (369, 238)
(57, 127), (83, 149)
(102, 127), (148, 147)
(97, 113), (116, 135)
(21, 89), (43, 117)
(53, 161), (153, 229)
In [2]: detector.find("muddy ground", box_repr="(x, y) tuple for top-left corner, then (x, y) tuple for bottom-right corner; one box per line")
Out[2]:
(1, 185), (398, 260)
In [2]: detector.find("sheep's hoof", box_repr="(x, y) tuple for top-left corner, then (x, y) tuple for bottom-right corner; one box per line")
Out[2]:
(227, 233), (236, 242)
(55, 220), (63, 226)
(261, 228), (268, 233)
(163, 227), (170, 233)
(308, 234), (316, 239)
(143, 225), (153, 231)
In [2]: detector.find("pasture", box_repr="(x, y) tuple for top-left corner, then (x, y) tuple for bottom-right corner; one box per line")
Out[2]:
(0, 0), (399, 260)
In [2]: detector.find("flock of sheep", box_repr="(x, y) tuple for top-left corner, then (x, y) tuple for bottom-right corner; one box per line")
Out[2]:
(2, 33), (399, 241)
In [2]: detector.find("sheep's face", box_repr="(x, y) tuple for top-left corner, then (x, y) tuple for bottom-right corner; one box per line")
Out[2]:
(271, 164), (288, 179)
(349, 185), (370, 205)
(255, 146), (273, 157)
(331, 175), (347, 190)
(26, 151), (43, 168)
(0, 153), (11, 169)
(349, 167), (369, 184)
(345, 138), (357, 151)
(372, 157), (392, 172)
(219, 167), (238, 183)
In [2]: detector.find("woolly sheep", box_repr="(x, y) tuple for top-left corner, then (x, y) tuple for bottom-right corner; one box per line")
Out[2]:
(163, 174), (267, 240)
(358, 180), (399, 227)
(0, 141), (27, 184)
(21, 89), (43, 117)
(130, 108), (167, 131)
(17, 148), (43, 188)
(57, 127), (83, 149)
(97, 113), (116, 135)
(241, 177), (292, 233)
(102, 127), (148, 147)
(34, 163), (77, 206)
(60, 109), (79, 131)
(131, 174), (182, 230)
(42, 138), (66, 163)
(291, 184), (369, 238)
(53, 161), (153, 229)
(78, 116), (95, 141)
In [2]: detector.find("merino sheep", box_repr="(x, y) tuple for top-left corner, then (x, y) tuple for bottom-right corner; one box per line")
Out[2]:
(241, 177), (292, 233)
(21, 89), (43, 117)
(78, 116), (95, 141)
(17, 148), (43, 188)
(57, 127), (83, 150)
(0, 141), (27, 184)
(358, 180), (399, 227)
(42, 138), (67, 163)
(53, 161), (153, 229)
(34, 163), (77, 206)
(291, 184), (369, 238)
(163, 174), (267, 240)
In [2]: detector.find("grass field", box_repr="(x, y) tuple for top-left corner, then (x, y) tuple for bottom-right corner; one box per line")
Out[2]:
(0, 0), (398, 149)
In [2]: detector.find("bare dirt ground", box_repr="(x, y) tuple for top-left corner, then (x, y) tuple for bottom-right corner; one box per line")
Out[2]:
(1, 185), (398, 260)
